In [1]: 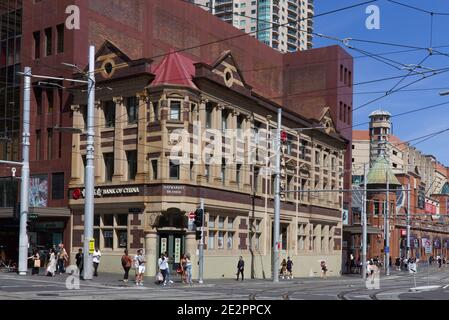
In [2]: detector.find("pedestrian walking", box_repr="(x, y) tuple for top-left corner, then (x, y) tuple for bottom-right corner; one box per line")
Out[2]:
(349, 253), (355, 273)
(438, 255), (442, 268)
(164, 252), (174, 284)
(121, 249), (133, 282)
(46, 248), (57, 277)
(280, 258), (287, 279)
(395, 257), (401, 271)
(158, 253), (169, 286)
(57, 244), (68, 274)
(180, 254), (187, 284)
(93, 247), (101, 277)
(28, 249), (40, 275)
(134, 249), (146, 286)
(236, 256), (244, 281)
(75, 248), (84, 276)
(286, 257), (293, 279)
(185, 254), (193, 285)
(320, 260), (327, 279)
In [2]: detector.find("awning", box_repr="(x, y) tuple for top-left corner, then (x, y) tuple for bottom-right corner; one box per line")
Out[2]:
(343, 225), (382, 235)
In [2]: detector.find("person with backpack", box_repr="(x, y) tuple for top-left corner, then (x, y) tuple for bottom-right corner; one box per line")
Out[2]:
(236, 256), (244, 281)
(121, 249), (133, 282)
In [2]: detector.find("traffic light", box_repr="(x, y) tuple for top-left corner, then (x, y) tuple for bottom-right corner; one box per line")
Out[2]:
(194, 208), (204, 228)
(281, 131), (288, 143)
(196, 230), (202, 240)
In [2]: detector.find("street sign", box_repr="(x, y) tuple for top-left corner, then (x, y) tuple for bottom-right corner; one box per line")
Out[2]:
(89, 239), (95, 254)
(384, 246), (390, 254)
(188, 211), (196, 221)
(28, 213), (38, 220)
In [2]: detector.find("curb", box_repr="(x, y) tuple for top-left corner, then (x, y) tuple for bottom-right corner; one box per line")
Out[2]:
(409, 285), (440, 292)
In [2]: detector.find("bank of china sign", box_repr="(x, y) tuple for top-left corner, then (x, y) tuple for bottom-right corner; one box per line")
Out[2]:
(73, 187), (140, 199)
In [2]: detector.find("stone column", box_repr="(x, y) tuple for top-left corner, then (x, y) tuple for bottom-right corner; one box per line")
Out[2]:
(196, 98), (208, 184)
(159, 95), (169, 180)
(144, 231), (158, 277)
(94, 100), (103, 182)
(136, 93), (149, 181)
(212, 104), (223, 184)
(228, 110), (238, 188)
(242, 115), (253, 193)
(70, 105), (83, 183)
(113, 96), (125, 182)
(185, 231), (198, 279)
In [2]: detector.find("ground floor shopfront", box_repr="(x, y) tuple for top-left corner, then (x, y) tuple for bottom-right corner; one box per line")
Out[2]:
(0, 207), (71, 264)
(69, 184), (344, 279)
(342, 222), (449, 269)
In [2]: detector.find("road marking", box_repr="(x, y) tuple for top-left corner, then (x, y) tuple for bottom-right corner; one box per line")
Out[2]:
(443, 284), (449, 289)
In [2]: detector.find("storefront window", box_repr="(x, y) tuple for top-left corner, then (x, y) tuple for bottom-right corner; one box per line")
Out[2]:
(116, 214), (127, 226)
(117, 230), (127, 248)
(94, 215), (100, 226)
(218, 231), (224, 249)
(228, 218), (234, 230)
(208, 231), (215, 249)
(227, 232), (234, 249)
(103, 230), (113, 248)
(209, 215), (216, 228)
(103, 214), (113, 226)
(218, 217), (225, 229)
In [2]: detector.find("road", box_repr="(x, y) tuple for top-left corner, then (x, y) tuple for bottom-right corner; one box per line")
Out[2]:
(1, 263), (449, 300)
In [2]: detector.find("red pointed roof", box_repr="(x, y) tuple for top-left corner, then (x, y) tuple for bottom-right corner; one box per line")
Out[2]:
(151, 49), (197, 89)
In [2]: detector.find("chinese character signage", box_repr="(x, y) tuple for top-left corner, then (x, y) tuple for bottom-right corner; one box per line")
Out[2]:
(29, 175), (48, 207)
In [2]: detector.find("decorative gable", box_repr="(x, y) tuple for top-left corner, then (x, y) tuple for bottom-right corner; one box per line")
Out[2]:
(94, 40), (132, 79)
(319, 107), (337, 134)
(210, 50), (251, 90)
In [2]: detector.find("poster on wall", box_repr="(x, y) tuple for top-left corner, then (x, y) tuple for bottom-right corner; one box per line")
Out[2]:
(29, 175), (48, 208)
(174, 238), (181, 263)
(160, 238), (167, 255)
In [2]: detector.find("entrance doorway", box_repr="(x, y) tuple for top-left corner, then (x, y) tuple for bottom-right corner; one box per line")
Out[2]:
(157, 233), (185, 275)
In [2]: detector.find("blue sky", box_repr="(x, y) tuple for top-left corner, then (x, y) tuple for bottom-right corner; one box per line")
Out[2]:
(314, 0), (449, 166)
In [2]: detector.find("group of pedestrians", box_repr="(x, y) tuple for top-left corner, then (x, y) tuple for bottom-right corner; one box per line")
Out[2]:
(28, 243), (69, 276)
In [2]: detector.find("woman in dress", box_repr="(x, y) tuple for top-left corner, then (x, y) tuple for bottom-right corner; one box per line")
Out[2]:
(46, 248), (57, 277)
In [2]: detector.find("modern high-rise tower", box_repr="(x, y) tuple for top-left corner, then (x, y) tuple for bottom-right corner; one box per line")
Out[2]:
(190, 0), (314, 52)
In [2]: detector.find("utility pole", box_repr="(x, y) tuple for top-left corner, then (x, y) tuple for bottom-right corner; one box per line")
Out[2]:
(273, 108), (281, 283)
(83, 45), (96, 280)
(18, 66), (31, 276)
(385, 170), (390, 276)
(406, 182), (411, 259)
(362, 163), (368, 279)
(198, 198), (204, 284)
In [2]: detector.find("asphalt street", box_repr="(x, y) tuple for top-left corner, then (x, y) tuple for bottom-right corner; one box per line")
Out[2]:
(1, 263), (449, 300)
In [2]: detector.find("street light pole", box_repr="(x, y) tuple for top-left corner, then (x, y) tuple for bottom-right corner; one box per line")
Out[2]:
(82, 45), (96, 280)
(18, 66), (31, 276)
(273, 108), (281, 283)
(362, 163), (368, 279)
(198, 198), (204, 284)
(385, 170), (390, 276)
(406, 182), (411, 259)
